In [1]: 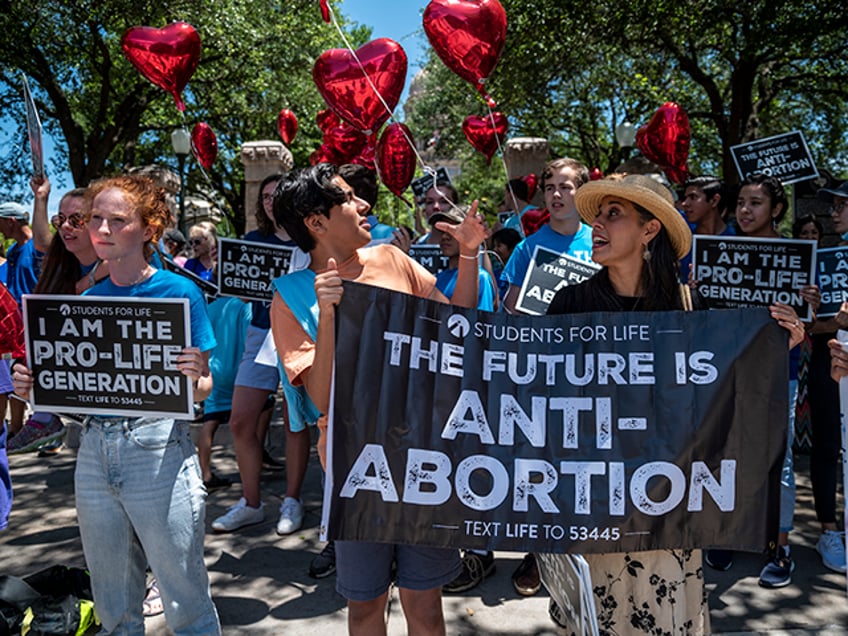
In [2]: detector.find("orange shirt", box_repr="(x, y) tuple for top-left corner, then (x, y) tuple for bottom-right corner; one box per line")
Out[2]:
(270, 244), (436, 467)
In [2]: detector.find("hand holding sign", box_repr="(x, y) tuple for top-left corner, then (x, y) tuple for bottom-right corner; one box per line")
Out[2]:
(315, 257), (343, 312)
(769, 302), (805, 349)
(11, 362), (33, 401)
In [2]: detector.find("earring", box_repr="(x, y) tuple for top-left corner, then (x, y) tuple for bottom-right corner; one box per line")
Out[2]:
(642, 245), (652, 262)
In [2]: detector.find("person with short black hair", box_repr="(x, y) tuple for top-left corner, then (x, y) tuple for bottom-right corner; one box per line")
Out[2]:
(270, 162), (487, 636)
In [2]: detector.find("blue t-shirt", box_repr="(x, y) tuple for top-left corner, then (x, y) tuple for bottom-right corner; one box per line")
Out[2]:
(6, 240), (43, 305)
(242, 230), (298, 329)
(501, 223), (594, 288)
(85, 269), (216, 352)
(183, 257), (215, 281)
(435, 267), (496, 311)
(204, 296), (252, 414)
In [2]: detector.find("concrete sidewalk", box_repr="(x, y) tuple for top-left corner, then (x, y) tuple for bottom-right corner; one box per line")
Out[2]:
(2, 424), (846, 635)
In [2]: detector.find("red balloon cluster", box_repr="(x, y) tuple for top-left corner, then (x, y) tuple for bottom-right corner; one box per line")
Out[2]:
(377, 123), (416, 197)
(277, 109), (298, 145)
(121, 22), (201, 112)
(423, 0), (507, 107)
(309, 113), (373, 168)
(191, 122), (217, 170)
(312, 38), (407, 135)
(635, 102), (691, 184)
(462, 112), (508, 163)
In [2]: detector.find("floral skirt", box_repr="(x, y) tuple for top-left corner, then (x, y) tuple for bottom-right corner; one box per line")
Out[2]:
(587, 549), (709, 635)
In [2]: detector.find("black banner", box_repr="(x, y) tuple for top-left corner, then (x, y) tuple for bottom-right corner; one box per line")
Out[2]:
(693, 235), (817, 320)
(408, 244), (451, 276)
(516, 246), (600, 316)
(217, 238), (295, 302)
(729, 130), (819, 184)
(22, 295), (193, 417)
(323, 281), (788, 555)
(817, 247), (848, 318)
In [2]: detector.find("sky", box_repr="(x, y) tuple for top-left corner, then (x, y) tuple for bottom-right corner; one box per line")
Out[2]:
(342, 0), (431, 106)
(6, 0), (434, 211)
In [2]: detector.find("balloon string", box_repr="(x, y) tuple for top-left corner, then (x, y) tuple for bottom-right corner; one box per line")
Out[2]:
(486, 100), (515, 216)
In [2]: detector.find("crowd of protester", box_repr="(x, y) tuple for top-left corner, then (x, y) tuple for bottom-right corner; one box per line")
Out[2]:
(0, 153), (845, 635)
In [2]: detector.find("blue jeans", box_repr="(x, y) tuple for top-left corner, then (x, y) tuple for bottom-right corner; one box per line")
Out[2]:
(779, 380), (797, 533)
(75, 416), (220, 636)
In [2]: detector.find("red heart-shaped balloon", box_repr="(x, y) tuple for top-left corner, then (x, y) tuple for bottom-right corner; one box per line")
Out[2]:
(423, 0), (507, 106)
(319, 0), (331, 23)
(323, 123), (368, 162)
(277, 109), (298, 145)
(377, 123), (416, 197)
(635, 102), (691, 184)
(315, 109), (339, 133)
(310, 144), (343, 166)
(312, 38), (407, 135)
(351, 141), (377, 170)
(121, 22), (201, 112)
(462, 112), (508, 164)
(191, 122), (217, 170)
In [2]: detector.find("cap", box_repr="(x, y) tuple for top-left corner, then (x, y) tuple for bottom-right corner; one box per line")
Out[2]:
(0, 202), (29, 221)
(818, 181), (848, 201)
(429, 205), (469, 227)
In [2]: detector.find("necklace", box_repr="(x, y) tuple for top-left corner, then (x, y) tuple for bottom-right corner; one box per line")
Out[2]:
(122, 265), (153, 287)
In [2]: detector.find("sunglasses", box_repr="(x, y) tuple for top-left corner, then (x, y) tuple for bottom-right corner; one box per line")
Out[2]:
(50, 213), (85, 230)
(190, 237), (205, 246)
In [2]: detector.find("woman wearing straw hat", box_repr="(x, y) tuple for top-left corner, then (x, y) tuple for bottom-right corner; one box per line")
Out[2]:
(544, 173), (805, 634)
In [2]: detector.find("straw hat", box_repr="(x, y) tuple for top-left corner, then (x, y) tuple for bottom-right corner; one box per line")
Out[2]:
(574, 174), (692, 260)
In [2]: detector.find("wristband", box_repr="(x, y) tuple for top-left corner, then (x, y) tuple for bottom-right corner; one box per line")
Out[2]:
(459, 253), (478, 261)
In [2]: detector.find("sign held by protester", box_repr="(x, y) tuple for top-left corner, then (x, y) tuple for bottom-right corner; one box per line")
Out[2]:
(410, 167), (452, 199)
(322, 282), (788, 555)
(516, 246), (601, 315)
(217, 238), (295, 302)
(693, 235), (816, 320)
(816, 247), (848, 318)
(22, 295), (193, 417)
(409, 244), (451, 276)
(21, 74), (44, 178)
(729, 130), (819, 185)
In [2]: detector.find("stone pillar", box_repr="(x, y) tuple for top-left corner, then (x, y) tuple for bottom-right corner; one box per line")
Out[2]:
(240, 140), (294, 233)
(127, 164), (180, 219)
(503, 137), (550, 180)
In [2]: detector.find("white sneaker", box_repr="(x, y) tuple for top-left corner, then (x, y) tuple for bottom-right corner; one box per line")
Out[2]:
(816, 530), (847, 573)
(276, 497), (303, 535)
(211, 497), (264, 533)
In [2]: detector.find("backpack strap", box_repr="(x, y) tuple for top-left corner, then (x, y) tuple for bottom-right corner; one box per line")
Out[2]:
(272, 270), (321, 427)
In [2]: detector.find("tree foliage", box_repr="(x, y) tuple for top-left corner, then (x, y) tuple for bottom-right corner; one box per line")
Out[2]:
(406, 0), (848, 189)
(0, 0), (367, 232)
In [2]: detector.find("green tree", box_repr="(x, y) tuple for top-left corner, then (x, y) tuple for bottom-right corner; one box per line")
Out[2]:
(406, 0), (848, 185)
(0, 0), (367, 232)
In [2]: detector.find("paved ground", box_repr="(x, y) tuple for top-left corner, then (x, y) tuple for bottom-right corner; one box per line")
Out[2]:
(2, 421), (846, 635)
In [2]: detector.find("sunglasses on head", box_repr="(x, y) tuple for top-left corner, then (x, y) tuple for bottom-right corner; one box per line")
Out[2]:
(50, 213), (85, 230)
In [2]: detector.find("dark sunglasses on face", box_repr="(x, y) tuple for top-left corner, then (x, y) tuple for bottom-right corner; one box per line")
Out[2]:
(190, 238), (205, 246)
(50, 213), (85, 230)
